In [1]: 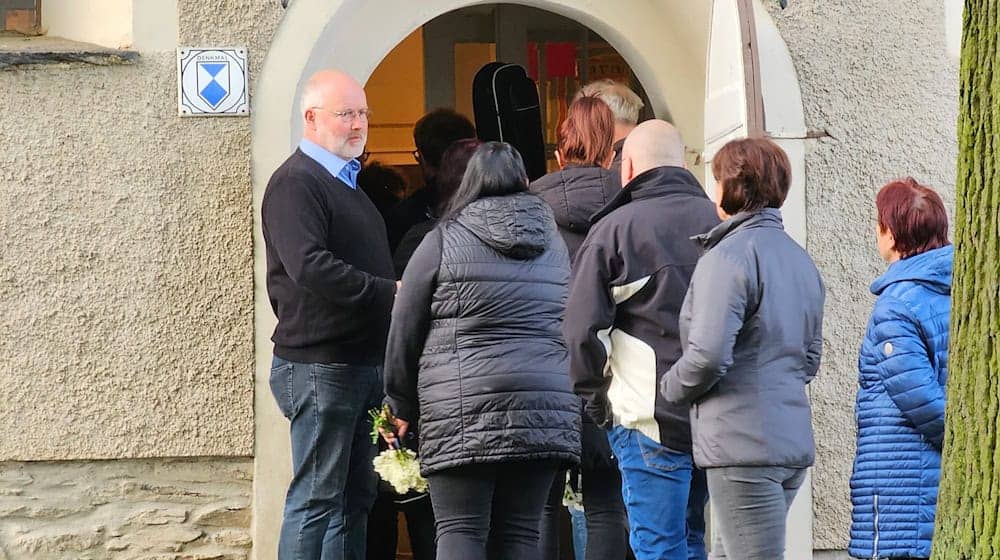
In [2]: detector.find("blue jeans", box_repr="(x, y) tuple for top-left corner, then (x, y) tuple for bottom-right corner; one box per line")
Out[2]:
(608, 426), (700, 560)
(270, 356), (383, 560)
(569, 504), (587, 560)
(688, 466), (709, 560)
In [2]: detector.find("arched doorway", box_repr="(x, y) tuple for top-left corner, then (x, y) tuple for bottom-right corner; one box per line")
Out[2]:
(359, 4), (660, 207)
(251, 1), (809, 557)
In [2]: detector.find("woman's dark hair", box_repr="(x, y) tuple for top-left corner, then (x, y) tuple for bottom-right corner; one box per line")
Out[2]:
(712, 137), (791, 215)
(433, 138), (482, 215)
(876, 177), (950, 258)
(443, 142), (528, 220)
(558, 95), (615, 166)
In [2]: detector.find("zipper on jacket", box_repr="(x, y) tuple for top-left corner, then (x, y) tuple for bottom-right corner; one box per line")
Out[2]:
(871, 493), (880, 560)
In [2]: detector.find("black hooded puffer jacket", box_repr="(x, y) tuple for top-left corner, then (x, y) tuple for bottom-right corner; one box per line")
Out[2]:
(529, 164), (621, 259)
(383, 192), (582, 476)
(530, 163), (621, 469)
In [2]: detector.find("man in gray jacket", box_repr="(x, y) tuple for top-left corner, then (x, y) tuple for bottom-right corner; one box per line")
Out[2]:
(565, 120), (718, 560)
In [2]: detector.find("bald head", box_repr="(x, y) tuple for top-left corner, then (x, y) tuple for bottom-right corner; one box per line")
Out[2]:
(301, 70), (364, 117)
(622, 119), (686, 175)
(300, 69), (369, 160)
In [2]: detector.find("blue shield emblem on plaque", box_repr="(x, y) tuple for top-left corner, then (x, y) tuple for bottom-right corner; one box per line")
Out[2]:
(197, 61), (230, 109)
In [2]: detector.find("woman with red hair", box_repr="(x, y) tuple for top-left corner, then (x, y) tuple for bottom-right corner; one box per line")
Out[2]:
(849, 178), (953, 560)
(531, 95), (619, 255)
(530, 95), (629, 560)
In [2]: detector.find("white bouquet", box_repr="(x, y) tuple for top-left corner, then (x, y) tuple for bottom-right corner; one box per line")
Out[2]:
(562, 469), (583, 511)
(369, 405), (429, 494)
(372, 448), (429, 494)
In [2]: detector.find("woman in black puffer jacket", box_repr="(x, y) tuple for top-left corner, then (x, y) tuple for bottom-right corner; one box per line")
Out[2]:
(383, 142), (581, 560)
(530, 95), (630, 560)
(530, 96), (620, 258)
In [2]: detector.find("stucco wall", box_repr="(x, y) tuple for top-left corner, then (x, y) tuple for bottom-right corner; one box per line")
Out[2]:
(0, 0), (281, 460)
(769, 0), (959, 548)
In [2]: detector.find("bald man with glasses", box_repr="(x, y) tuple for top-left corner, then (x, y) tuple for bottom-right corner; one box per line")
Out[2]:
(262, 69), (398, 560)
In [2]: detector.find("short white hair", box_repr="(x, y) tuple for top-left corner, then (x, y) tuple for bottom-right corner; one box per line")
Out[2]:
(300, 76), (325, 118)
(576, 79), (644, 125)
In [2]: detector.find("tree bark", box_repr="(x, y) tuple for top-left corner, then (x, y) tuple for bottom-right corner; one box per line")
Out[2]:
(932, 2), (1000, 559)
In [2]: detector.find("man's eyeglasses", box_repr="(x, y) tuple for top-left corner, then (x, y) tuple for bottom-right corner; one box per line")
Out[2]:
(311, 107), (374, 123)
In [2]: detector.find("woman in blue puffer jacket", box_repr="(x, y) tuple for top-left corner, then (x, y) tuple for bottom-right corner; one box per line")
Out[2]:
(849, 177), (953, 559)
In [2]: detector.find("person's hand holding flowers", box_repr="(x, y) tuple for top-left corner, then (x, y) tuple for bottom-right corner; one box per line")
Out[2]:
(369, 405), (427, 494)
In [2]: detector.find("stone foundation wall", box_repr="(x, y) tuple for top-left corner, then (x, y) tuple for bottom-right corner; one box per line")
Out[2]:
(0, 458), (252, 560)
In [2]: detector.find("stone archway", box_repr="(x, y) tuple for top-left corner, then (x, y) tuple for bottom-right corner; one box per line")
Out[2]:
(250, 1), (808, 557)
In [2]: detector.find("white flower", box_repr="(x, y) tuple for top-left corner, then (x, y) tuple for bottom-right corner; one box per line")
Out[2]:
(562, 479), (583, 510)
(372, 448), (429, 494)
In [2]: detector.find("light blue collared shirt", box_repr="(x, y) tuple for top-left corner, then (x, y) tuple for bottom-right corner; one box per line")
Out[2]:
(299, 139), (361, 189)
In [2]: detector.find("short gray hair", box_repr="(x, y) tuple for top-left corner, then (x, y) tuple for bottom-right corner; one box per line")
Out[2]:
(576, 79), (644, 125)
(300, 78), (324, 118)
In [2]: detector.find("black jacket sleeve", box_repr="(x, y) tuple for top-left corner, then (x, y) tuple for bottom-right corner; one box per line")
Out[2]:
(564, 240), (618, 427)
(383, 226), (442, 423)
(263, 172), (397, 312)
(392, 220), (435, 279)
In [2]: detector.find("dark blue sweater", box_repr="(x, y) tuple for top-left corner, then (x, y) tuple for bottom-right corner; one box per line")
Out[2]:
(262, 149), (396, 365)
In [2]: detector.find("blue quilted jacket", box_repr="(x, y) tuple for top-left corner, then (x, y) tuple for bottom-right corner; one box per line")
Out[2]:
(849, 244), (952, 559)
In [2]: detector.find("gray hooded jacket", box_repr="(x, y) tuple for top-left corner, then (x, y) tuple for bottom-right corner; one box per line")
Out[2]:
(662, 208), (825, 468)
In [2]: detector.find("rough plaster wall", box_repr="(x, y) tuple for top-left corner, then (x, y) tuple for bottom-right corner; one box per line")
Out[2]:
(0, 458), (252, 559)
(177, 0), (280, 52)
(769, 0), (959, 549)
(0, 1), (281, 460)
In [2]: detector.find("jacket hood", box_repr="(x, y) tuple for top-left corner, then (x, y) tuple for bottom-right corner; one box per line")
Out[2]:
(456, 193), (554, 259)
(591, 166), (708, 224)
(871, 244), (953, 296)
(692, 208), (784, 252)
(529, 164), (619, 234)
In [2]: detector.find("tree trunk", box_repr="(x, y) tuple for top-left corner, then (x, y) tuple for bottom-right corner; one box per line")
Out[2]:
(931, 2), (1000, 559)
